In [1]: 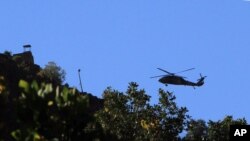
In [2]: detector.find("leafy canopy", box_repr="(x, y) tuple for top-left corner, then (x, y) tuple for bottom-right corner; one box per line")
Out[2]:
(96, 82), (189, 141)
(39, 62), (66, 85)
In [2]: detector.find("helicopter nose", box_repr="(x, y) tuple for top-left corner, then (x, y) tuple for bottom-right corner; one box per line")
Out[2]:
(159, 78), (165, 83)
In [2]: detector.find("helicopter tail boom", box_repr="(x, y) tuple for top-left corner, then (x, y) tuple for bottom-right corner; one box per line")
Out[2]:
(196, 74), (207, 86)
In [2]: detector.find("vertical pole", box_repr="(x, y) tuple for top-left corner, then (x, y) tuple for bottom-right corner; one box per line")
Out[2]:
(78, 69), (83, 93)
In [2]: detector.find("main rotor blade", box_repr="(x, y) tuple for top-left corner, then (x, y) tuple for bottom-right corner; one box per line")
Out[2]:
(157, 68), (173, 75)
(176, 68), (195, 74)
(150, 75), (166, 78)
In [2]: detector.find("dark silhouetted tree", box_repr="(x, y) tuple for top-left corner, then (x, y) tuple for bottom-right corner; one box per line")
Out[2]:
(183, 119), (208, 141)
(39, 61), (66, 85)
(207, 116), (247, 141)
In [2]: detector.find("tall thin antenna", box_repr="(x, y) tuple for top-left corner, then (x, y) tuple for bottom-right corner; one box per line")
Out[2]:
(78, 69), (83, 93)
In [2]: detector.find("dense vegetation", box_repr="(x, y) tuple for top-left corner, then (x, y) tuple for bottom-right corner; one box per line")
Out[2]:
(0, 51), (247, 141)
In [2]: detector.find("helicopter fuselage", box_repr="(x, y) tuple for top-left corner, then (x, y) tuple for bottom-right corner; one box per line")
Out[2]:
(159, 75), (195, 85)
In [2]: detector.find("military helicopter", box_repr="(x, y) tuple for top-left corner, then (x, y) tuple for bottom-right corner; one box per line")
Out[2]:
(151, 68), (206, 88)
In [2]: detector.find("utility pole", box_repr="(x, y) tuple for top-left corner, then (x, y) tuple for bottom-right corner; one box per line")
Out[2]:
(78, 69), (83, 93)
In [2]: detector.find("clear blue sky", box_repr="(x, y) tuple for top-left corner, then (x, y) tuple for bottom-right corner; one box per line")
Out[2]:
(1, 0), (250, 122)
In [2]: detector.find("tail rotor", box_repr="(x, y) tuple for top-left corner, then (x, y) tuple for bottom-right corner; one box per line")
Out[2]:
(196, 73), (206, 86)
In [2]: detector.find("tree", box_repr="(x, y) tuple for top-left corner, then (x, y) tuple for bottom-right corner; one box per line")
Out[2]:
(39, 62), (66, 85)
(183, 119), (208, 141)
(183, 116), (247, 141)
(207, 116), (247, 141)
(3, 50), (12, 58)
(96, 82), (189, 141)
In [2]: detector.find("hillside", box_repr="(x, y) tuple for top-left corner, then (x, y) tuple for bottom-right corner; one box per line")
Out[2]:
(0, 50), (103, 113)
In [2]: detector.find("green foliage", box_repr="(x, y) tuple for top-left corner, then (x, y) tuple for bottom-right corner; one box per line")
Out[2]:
(183, 116), (247, 141)
(183, 119), (208, 141)
(96, 82), (189, 141)
(39, 62), (66, 85)
(3, 50), (12, 57)
(19, 79), (29, 93)
(207, 116), (247, 141)
(0, 80), (102, 141)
